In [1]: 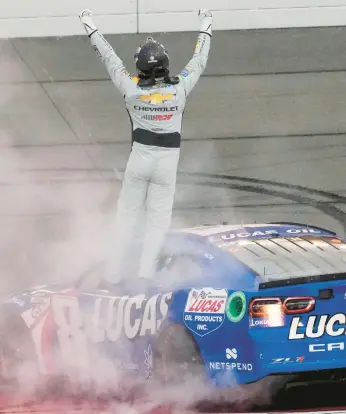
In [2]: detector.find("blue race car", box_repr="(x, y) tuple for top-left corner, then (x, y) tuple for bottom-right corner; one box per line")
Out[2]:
(1, 221), (346, 407)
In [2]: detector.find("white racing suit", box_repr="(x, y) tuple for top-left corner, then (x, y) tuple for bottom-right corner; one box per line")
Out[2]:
(89, 29), (211, 281)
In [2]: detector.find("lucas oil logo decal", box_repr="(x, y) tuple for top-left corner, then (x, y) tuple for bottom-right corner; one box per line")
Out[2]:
(216, 227), (322, 242)
(289, 313), (346, 340)
(184, 288), (228, 337)
(49, 293), (172, 369)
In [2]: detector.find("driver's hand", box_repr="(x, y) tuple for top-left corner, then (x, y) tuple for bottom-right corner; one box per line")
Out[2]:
(198, 9), (213, 36)
(79, 9), (98, 36)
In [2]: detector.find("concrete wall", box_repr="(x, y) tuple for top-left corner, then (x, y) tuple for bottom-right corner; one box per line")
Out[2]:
(1, 26), (346, 291)
(2, 0), (346, 38)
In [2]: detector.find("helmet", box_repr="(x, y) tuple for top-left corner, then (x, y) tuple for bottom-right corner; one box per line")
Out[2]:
(134, 37), (169, 78)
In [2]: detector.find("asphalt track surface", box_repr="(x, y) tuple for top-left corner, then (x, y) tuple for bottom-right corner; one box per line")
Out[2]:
(1, 26), (346, 412)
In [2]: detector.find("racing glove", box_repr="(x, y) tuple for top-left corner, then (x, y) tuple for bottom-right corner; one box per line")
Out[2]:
(79, 9), (98, 37)
(198, 9), (213, 37)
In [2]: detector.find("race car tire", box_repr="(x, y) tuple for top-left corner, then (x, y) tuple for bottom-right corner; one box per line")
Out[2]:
(0, 305), (39, 390)
(154, 323), (205, 384)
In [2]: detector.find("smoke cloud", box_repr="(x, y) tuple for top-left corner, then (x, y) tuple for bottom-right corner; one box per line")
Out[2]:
(0, 138), (279, 413)
(0, 39), (281, 414)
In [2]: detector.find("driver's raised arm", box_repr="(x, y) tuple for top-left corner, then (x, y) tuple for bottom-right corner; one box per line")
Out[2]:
(178, 10), (213, 97)
(79, 9), (136, 97)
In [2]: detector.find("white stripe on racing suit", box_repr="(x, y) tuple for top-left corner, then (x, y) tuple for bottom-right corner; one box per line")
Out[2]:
(89, 29), (211, 281)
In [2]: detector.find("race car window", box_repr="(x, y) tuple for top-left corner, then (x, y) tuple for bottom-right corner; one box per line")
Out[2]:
(156, 254), (174, 272)
(155, 253), (204, 289)
(157, 252), (202, 269)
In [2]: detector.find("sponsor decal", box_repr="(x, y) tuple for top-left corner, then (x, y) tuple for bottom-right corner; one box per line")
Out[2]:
(31, 291), (50, 317)
(180, 71), (190, 78)
(93, 292), (172, 341)
(92, 45), (102, 58)
(184, 288), (228, 337)
(5, 296), (25, 307)
(249, 304), (284, 328)
(139, 93), (175, 104)
(113, 360), (139, 371)
(226, 291), (246, 323)
(270, 357), (304, 364)
(209, 362), (253, 371)
(218, 227), (321, 241)
(195, 37), (206, 53)
(289, 313), (346, 340)
(101, 35), (113, 52)
(50, 293), (172, 367)
(309, 342), (344, 352)
(144, 344), (153, 379)
(250, 318), (269, 327)
(31, 291), (49, 304)
(134, 105), (178, 112)
(226, 348), (237, 360)
(141, 114), (173, 121)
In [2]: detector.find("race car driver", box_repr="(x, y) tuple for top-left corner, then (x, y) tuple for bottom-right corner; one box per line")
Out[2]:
(79, 9), (213, 287)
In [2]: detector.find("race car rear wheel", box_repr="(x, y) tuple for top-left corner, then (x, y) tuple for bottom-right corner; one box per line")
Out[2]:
(154, 323), (205, 384)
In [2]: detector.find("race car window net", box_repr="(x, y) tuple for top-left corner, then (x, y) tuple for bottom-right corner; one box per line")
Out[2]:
(249, 296), (315, 317)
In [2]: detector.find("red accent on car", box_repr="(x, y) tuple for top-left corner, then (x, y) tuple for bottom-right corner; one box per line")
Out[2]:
(283, 296), (315, 314)
(249, 297), (282, 317)
(249, 296), (315, 317)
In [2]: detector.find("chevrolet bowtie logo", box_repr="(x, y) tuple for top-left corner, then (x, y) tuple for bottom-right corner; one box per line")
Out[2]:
(139, 93), (175, 104)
